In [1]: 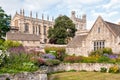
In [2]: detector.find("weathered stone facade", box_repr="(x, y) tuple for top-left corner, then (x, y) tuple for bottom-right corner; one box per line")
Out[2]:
(6, 10), (86, 46)
(47, 63), (117, 72)
(71, 11), (86, 30)
(0, 70), (47, 80)
(66, 16), (120, 56)
(9, 10), (54, 44)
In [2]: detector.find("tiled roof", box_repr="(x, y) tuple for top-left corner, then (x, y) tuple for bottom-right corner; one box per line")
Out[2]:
(67, 35), (87, 48)
(6, 32), (40, 41)
(105, 21), (120, 37)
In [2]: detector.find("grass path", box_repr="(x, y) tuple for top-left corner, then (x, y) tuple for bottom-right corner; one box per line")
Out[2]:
(48, 72), (120, 80)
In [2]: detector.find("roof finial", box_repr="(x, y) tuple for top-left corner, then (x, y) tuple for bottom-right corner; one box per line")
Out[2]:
(20, 9), (22, 15)
(36, 12), (38, 19)
(16, 11), (18, 14)
(47, 15), (49, 20)
(23, 9), (24, 16)
(42, 13), (44, 20)
(52, 16), (54, 21)
(30, 11), (32, 17)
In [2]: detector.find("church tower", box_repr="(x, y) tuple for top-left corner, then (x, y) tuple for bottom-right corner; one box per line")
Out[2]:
(71, 11), (86, 31)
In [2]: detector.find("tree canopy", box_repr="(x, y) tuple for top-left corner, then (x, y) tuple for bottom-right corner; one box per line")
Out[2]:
(0, 7), (10, 39)
(48, 15), (77, 44)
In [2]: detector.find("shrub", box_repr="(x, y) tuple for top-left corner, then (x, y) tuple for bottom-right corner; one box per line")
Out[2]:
(37, 58), (45, 65)
(3, 40), (22, 50)
(98, 56), (110, 63)
(90, 47), (113, 56)
(44, 46), (66, 61)
(82, 56), (99, 63)
(45, 59), (61, 66)
(0, 50), (8, 67)
(100, 67), (107, 72)
(7, 46), (26, 54)
(44, 46), (65, 54)
(0, 39), (4, 45)
(68, 69), (76, 72)
(103, 48), (112, 54)
(0, 52), (39, 73)
(22, 62), (38, 71)
(64, 56), (83, 63)
(109, 65), (120, 73)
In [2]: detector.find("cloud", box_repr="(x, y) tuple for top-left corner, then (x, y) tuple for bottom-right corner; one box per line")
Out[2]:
(102, 0), (120, 9)
(91, 10), (119, 18)
(0, 0), (22, 15)
(23, 0), (61, 11)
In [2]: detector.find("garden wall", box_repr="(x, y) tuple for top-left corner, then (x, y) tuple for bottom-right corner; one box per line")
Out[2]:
(47, 63), (117, 72)
(0, 63), (118, 80)
(0, 70), (47, 80)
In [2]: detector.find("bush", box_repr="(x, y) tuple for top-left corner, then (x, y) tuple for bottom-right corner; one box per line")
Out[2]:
(44, 47), (66, 61)
(0, 50), (8, 67)
(82, 56), (98, 63)
(90, 47), (113, 56)
(98, 56), (110, 63)
(45, 59), (61, 66)
(64, 56), (83, 63)
(3, 40), (22, 50)
(100, 67), (107, 72)
(7, 46), (25, 54)
(109, 65), (120, 73)
(44, 46), (65, 54)
(103, 48), (112, 54)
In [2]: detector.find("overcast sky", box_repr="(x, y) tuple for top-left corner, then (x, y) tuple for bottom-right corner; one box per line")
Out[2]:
(0, 0), (120, 29)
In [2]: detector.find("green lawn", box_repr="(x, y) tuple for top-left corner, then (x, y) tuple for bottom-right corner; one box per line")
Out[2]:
(48, 72), (120, 80)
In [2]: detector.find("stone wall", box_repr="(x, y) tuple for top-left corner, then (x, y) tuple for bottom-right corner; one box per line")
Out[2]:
(0, 63), (118, 80)
(47, 63), (116, 73)
(0, 70), (47, 80)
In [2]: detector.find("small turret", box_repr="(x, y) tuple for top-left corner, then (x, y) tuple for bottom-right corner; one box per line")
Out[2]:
(71, 11), (76, 19)
(82, 14), (86, 22)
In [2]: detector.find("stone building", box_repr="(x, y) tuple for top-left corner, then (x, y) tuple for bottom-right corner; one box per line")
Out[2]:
(6, 10), (86, 46)
(66, 16), (120, 56)
(71, 11), (86, 31)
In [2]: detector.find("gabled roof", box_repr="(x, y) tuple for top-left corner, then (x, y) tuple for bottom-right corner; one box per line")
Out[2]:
(89, 16), (120, 37)
(6, 32), (40, 41)
(105, 21), (120, 37)
(67, 35), (87, 48)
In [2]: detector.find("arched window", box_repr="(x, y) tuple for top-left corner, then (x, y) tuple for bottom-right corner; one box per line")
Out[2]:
(24, 23), (29, 33)
(33, 26), (35, 34)
(44, 26), (46, 35)
(15, 20), (18, 27)
(38, 25), (41, 35)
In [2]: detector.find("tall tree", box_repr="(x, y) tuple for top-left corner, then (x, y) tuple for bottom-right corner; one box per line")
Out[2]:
(48, 15), (77, 44)
(0, 7), (10, 39)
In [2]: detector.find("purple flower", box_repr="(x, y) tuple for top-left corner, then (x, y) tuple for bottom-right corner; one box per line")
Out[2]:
(109, 55), (118, 59)
(8, 46), (26, 54)
(42, 54), (56, 59)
